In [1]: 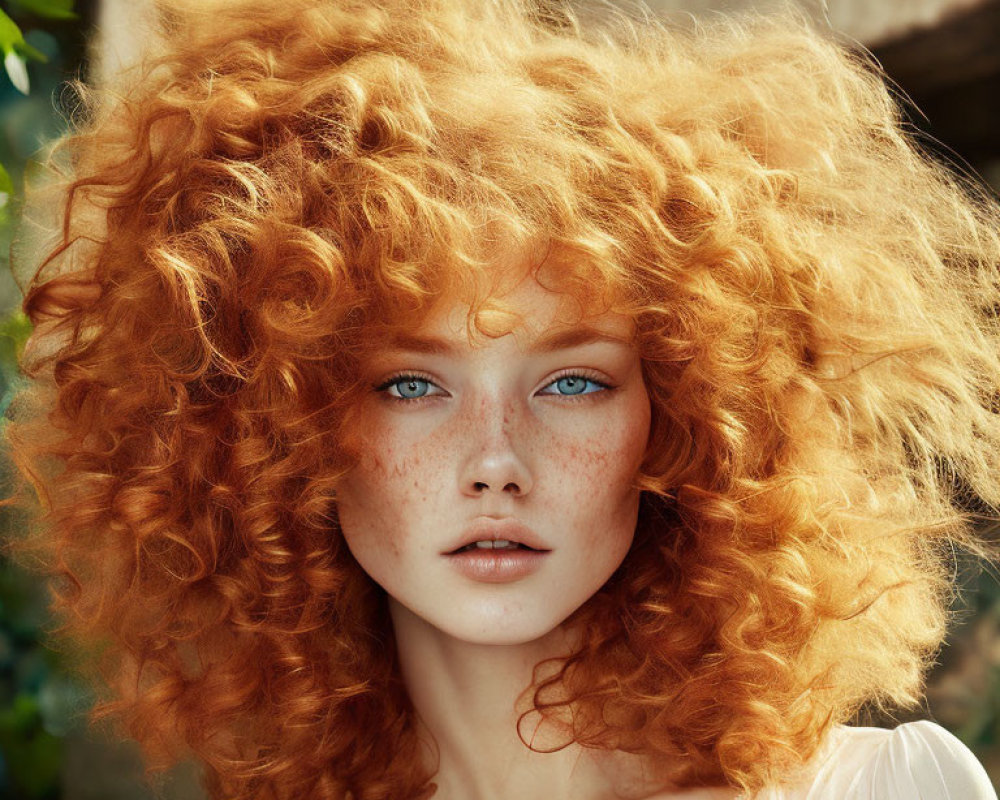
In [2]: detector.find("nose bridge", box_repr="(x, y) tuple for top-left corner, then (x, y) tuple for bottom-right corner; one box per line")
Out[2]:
(458, 381), (534, 496)
(472, 383), (517, 441)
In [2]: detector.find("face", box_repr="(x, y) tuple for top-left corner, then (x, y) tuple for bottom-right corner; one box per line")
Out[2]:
(334, 271), (651, 645)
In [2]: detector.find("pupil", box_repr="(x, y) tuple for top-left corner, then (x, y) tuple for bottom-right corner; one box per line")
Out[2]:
(399, 379), (427, 398)
(558, 376), (586, 395)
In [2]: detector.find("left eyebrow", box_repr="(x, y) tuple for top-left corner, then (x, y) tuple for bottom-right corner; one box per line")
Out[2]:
(526, 325), (633, 354)
(379, 324), (633, 357)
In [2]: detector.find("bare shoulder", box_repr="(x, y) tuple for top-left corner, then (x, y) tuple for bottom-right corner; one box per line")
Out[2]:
(586, 747), (742, 800)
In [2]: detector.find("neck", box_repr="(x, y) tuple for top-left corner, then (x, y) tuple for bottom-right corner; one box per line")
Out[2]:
(389, 599), (664, 800)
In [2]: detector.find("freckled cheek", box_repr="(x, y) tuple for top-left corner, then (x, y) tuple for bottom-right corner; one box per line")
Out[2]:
(546, 417), (647, 488)
(350, 427), (454, 537)
(340, 434), (415, 557)
(541, 420), (646, 547)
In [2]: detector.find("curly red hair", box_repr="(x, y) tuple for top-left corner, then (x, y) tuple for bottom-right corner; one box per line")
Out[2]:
(4, 0), (1000, 797)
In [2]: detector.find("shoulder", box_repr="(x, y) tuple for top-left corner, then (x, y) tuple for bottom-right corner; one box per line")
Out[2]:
(786, 719), (997, 800)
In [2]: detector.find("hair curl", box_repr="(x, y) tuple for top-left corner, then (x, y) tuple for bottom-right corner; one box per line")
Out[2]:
(4, 0), (1000, 797)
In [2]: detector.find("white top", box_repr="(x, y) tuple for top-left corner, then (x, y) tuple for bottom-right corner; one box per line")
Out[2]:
(754, 719), (997, 799)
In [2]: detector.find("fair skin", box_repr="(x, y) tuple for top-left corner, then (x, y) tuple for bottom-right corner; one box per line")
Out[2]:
(335, 268), (741, 800)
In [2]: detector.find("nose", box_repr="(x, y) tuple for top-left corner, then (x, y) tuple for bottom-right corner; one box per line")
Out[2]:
(458, 395), (534, 498)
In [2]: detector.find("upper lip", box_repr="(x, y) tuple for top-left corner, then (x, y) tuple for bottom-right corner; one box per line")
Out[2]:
(442, 518), (551, 555)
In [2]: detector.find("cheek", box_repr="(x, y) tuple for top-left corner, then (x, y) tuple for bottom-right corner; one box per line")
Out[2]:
(337, 438), (409, 557)
(337, 426), (448, 554)
(569, 398), (650, 542)
(548, 414), (648, 523)
(558, 391), (650, 480)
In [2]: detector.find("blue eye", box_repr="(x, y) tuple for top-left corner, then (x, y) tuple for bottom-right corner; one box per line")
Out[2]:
(395, 379), (430, 398)
(375, 374), (442, 401)
(375, 372), (608, 401)
(389, 378), (431, 398)
(542, 375), (608, 396)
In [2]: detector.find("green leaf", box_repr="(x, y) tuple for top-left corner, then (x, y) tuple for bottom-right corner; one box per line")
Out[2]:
(0, 10), (32, 93)
(0, 310), (33, 351)
(3, 49), (29, 94)
(0, 715), (64, 798)
(9, 0), (78, 21)
(0, 163), (12, 202)
(0, 9), (25, 54)
(18, 39), (48, 64)
(0, 164), (10, 226)
(0, 692), (41, 734)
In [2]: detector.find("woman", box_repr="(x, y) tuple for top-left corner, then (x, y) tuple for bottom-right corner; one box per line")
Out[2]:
(4, 0), (1000, 797)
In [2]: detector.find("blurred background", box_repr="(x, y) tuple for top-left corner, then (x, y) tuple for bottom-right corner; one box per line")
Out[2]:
(0, 0), (998, 797)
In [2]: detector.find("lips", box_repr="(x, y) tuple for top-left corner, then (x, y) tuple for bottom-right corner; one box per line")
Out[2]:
(442, 518), (551, 555)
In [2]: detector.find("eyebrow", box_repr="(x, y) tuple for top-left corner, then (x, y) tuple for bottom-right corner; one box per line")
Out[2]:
(382, 325), (633, 356)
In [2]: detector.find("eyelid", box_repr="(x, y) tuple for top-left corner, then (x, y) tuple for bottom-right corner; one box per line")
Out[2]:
(537, 368), (613, 396)
(373, 371), (448, 401)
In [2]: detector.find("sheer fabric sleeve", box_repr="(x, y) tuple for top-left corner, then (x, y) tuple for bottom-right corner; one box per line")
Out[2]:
(790, 719), (998, 800)
(867, 720), (996, 800)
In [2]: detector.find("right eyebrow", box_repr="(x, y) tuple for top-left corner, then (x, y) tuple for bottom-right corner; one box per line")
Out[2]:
(379, 333), (461, 357)
(527, 325), (633, 354)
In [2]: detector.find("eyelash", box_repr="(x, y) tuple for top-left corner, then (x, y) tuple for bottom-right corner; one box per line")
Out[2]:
(373, 369), (613, 404)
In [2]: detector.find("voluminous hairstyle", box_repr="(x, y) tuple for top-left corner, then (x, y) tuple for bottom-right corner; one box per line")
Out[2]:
(4, 0), (1000, 797)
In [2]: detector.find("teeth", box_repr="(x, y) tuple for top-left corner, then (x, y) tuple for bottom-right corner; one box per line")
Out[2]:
(475, 539), (513, 549)
(453, 539), (533, 553)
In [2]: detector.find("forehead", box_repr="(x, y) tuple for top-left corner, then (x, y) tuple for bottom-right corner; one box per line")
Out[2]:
(390, 269), (636, 352)
(348, 234), (641, 359)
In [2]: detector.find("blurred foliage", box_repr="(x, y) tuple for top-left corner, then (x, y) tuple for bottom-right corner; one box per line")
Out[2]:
(927, 559), (1000, 755)
(0, 163), (12, 228)
(0, 308), (96, 800)
(0, 0), (89, 305)
(0, 309), (95, 800)
(8, 1), (77, 21)
(1, 8), (49, 96)
(0, 3), (98, 799)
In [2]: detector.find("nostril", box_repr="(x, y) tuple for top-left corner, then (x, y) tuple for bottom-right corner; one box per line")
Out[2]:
(471, 480), (523, 494)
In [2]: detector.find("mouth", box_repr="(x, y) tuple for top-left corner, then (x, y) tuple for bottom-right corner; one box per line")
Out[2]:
(449, 540), (541, 555)
(445, 533), (551, 583)
(442, 519), (551, 556)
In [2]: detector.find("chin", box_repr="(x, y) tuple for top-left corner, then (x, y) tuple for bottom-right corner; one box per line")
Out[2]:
(442, 619), (561, 646)
(418, 601), (573, 646)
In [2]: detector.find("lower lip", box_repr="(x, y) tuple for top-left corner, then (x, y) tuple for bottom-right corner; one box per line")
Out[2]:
(446, 549), (550, 582)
